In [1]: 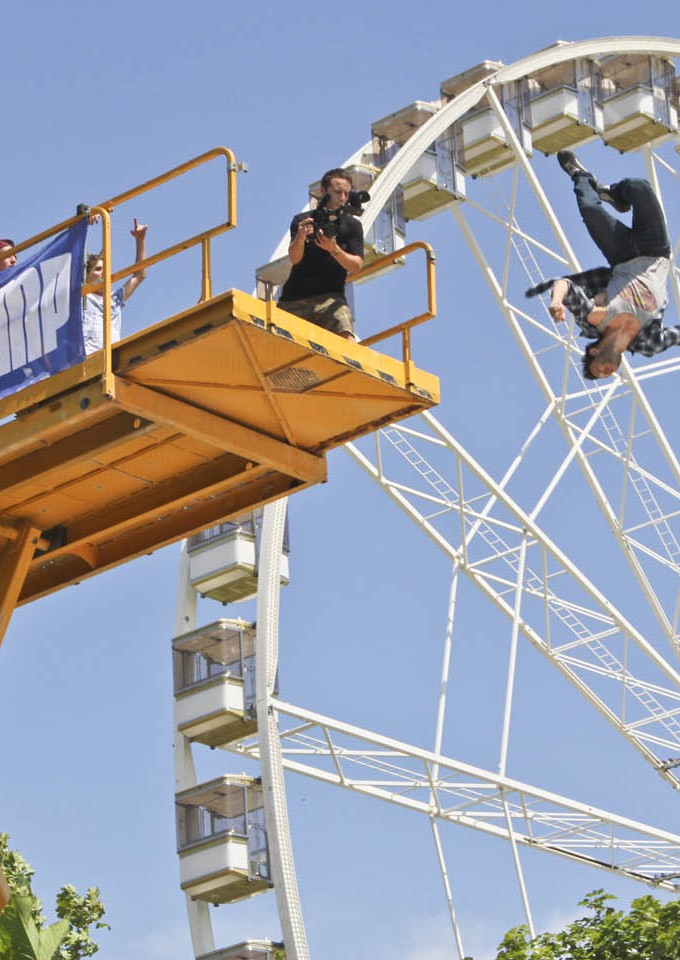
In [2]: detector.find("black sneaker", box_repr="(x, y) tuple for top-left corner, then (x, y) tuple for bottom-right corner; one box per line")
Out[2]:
(557, 150), (594, 181)
(596, 183), (632, 214)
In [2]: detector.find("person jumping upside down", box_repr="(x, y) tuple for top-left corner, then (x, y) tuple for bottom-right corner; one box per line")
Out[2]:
(528, 150), (678, 380)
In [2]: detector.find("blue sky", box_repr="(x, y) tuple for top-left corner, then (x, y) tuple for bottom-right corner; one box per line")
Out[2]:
(2, 3), (680, 960)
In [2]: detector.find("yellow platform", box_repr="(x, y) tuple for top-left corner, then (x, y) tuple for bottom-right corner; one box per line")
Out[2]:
(0, 289), (439, 611)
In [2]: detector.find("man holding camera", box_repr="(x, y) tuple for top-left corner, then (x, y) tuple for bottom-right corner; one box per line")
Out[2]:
(278, 168), (364, 340)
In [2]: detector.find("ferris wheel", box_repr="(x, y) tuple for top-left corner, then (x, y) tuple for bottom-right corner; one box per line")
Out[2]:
(172, 37), (680, 960)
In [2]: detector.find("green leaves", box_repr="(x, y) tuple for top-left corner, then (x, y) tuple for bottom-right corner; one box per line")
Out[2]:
(0, 835), (108, 960)
(495, 889), (680, 960)
(55, 886), (110, 960)
(0, 895), (69, 960)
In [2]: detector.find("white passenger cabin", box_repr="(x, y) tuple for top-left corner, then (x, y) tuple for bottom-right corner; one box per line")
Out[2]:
(176, 776), (271, 904)
(187, 510), (290, 605)
(174, 619), (267, 746)
(441, 60), (532, 177)
(255, 253), (292, 302)
(601, 53), (678, 151)
(526, 54), (603, 154)
(197, 940), (284, 960)
(371, 100), (465, 221)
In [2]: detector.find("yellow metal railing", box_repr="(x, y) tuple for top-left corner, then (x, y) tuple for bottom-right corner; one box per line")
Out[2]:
(1, 153), (436, 416)
(83, 146), (242, 396)
(1, 147), (241, 406)
(349, 240), (437, 371)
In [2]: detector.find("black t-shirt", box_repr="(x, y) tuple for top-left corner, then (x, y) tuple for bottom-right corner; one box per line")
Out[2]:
(279, 210), (364, 301)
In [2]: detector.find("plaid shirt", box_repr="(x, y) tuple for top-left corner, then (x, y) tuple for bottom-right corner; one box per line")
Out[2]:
(563, 281), (598, 336)
(525, 266), (612, 302)
(564, 279), (680, 357)
(526, 269), (680, 359)
(627, 320), (680, 357)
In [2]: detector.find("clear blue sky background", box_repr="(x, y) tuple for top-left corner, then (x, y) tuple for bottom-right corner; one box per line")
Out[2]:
(2, 3), (680, 960)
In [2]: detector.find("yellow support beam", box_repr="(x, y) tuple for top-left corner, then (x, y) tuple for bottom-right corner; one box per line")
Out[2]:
(113, 377), (327, 485)
(0, 523), (42, 648)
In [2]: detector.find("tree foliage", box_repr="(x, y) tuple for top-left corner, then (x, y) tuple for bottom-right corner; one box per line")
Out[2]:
(0, 896), (69, 960)
(495, 889), (680, 960)
(0, 834), (109, 960)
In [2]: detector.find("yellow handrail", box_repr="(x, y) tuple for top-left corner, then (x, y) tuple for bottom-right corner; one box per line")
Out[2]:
(349, 241), (437, 367)
(2, 151), (435, 415)
(1, 147), (239, 263)
(82, 146), (240, 297)
(2, 147), (242, 409)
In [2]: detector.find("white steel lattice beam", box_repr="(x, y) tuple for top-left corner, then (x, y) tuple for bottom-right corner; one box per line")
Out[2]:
(230, 699), (680, 891)
(449, 140), (680, 660)
(343, 414), (680, 788)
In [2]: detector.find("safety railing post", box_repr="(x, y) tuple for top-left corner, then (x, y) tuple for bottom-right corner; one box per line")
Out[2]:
(200, 237), (212, 302)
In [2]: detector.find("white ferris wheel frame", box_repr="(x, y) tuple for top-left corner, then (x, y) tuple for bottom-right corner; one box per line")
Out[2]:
(175, 36), (680, 960)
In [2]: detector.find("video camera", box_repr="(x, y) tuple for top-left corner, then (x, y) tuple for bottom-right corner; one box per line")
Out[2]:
(301, 189), (371, 241)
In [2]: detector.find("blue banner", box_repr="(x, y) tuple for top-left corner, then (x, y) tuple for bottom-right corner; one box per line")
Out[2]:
(0, 219), (88, 400)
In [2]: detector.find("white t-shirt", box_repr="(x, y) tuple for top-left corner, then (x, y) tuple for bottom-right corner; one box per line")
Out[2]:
(82, 287), (126, 355)
(601, 256), (670, 331)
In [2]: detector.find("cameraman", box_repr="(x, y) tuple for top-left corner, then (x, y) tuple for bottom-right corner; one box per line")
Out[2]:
(278, 168), (364, 340)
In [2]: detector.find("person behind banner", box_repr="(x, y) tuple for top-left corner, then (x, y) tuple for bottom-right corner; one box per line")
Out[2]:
(0, 238), (17, 272)
(0, 221), (89, 402)
(83, 217), (148, 355)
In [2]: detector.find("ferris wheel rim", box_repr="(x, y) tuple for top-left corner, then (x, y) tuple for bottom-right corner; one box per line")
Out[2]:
(264, 35), (680, 261)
